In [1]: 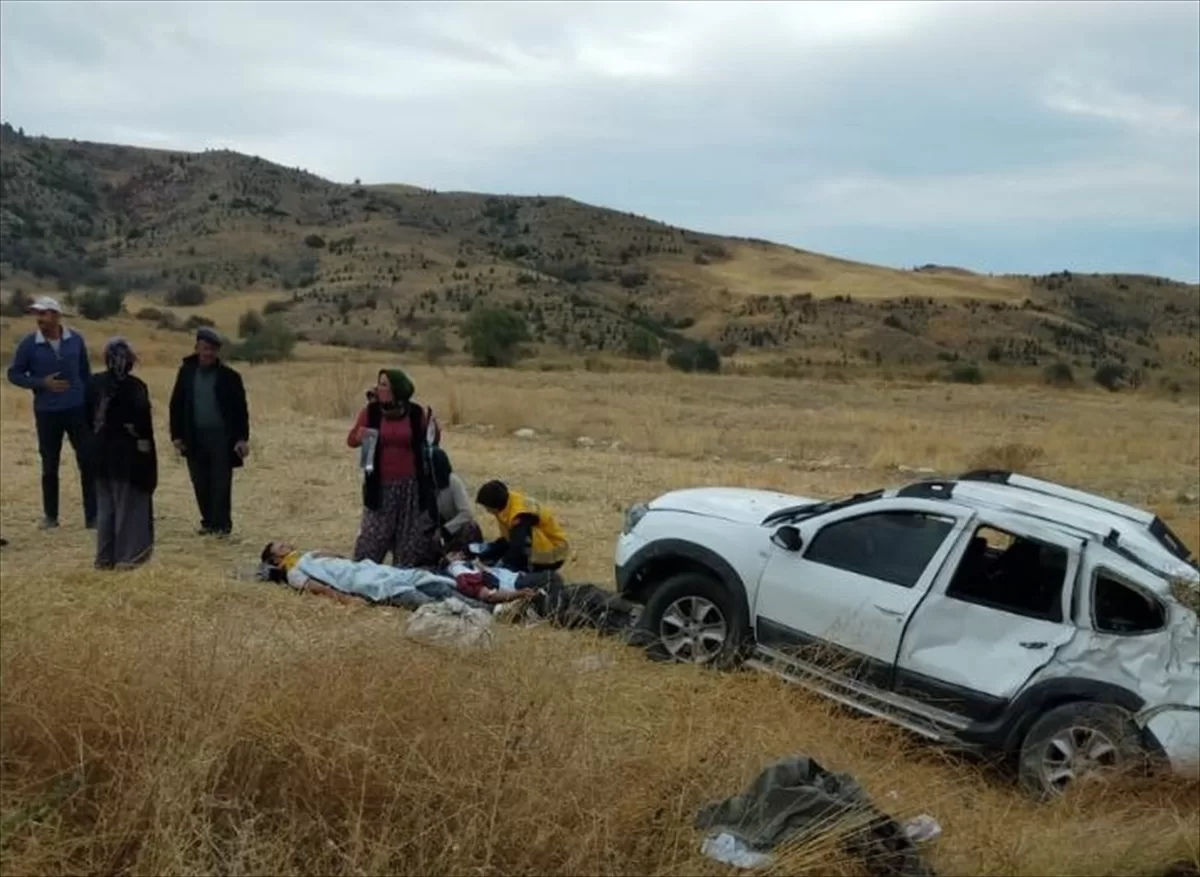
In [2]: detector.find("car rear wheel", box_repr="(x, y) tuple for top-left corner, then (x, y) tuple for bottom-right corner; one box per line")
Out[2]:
(635, 573), (747, 668)
(1017, 701), (1148, 800)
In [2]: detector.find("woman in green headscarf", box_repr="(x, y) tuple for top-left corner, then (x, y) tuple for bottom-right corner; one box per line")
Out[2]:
(346, 369), (441, 566)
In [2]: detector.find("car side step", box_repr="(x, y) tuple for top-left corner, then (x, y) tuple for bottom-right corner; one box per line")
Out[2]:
(747, 647), (968, 742)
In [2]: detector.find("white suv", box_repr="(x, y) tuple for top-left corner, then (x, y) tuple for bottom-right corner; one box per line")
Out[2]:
(614, 470), (1200, 798)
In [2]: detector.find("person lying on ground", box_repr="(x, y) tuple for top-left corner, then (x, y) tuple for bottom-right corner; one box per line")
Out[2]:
(442, 552), (544, 605)
(259, 540), (462, 609)
(431, 447), (483, 555)
(472, 480), (570, 573)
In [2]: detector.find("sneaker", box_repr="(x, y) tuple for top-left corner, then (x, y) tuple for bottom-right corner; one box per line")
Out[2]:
(39, 518), (59, 530)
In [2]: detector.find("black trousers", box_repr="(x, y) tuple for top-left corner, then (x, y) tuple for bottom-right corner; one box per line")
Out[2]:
(186, 429), (233, 533)
(35, 407), (97, 525)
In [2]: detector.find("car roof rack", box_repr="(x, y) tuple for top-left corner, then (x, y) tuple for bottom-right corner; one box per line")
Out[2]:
(957, 469), (1155, 527)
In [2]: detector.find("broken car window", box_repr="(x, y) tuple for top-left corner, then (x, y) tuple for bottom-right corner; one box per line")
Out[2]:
(803, 511), (956, 589)
(946, 526), (1068, 622)
(1092, 572), (1166, 634)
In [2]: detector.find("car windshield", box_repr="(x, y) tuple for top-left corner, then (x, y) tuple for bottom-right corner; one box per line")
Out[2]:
(761, 489), (885, 526)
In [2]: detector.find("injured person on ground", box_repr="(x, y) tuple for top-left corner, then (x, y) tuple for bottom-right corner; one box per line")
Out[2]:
(259, 540), (464, 609)
(257, 541), (546, 610)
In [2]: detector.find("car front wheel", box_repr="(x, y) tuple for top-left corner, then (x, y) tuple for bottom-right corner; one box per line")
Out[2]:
(635, 573), (746, 668)
(1017, 701), (1149, 800)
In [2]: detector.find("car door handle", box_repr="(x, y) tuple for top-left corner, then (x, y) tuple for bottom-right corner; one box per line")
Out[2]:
(874, 605), (904, 618)
(1019, 641), (1047, 650)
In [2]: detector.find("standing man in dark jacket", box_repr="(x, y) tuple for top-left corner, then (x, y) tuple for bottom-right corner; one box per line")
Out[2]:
(168, 328), (250, 537)
(5, 296), (97, 530)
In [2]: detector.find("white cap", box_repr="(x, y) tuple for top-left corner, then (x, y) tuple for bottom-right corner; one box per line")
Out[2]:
(29, 296), (62, 314)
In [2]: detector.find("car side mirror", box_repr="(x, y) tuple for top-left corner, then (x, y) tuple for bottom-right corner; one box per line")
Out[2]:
(771, 525), (803, 552)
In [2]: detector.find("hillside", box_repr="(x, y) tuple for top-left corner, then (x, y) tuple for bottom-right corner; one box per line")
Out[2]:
(2, 122), (1198, 381)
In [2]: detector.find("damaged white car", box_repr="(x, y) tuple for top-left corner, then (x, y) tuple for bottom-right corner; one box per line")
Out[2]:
(615, 469), (1200, 798)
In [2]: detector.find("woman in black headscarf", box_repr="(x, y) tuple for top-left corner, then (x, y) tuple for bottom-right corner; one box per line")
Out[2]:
(85, 337), (157, 569)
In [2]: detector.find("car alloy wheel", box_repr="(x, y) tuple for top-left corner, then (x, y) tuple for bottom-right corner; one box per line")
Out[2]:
(1037, 724), (1122, 793)
(659, 595), (728, 664)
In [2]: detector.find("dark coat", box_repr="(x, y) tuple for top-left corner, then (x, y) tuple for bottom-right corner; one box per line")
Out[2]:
(84, 373), (158, 494)
(168, 355), (250, 469)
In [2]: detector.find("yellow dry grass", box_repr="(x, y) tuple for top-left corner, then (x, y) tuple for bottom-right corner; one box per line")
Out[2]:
(2, 315), (1198, 876)
(656, 241), (1026, 302)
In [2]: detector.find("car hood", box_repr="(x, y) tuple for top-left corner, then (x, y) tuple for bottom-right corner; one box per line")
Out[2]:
(648, 487), (818, 525)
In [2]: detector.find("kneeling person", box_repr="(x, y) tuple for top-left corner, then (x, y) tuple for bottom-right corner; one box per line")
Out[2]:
(474, 480), (570, 573)
(260, 540), (458, 609)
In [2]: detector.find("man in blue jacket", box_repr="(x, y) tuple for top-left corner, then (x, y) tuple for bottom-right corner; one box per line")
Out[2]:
(6, 296), (98, 529)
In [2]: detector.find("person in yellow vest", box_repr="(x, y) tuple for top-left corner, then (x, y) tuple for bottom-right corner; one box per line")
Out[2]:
(473, 480), (570, 572)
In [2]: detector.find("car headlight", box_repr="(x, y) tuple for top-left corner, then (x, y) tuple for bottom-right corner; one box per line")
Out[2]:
(623, 502), (649, 534)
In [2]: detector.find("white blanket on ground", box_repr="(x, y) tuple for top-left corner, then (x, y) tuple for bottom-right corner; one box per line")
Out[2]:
(289, 553), (457, 602)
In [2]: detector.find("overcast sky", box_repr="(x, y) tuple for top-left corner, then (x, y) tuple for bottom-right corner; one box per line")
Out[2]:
(2, 0), (1198, 281)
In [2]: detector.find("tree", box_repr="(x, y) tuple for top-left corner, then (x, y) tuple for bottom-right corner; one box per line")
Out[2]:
(167, 282), (206, 306)
(666, 340), (721, 374)
(423, 327), (451, 365)
(1093, 361), (1128, 392)
(462, 306), (530, 367)
(625, 327), (661, 361)
(238, 308), (266, 338)
(1043, 361), (1075, 387)
(76, 288), (125, 320)
(228, 316), (297, 363)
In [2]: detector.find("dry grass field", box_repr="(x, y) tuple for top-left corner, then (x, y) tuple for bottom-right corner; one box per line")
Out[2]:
(1, 315), (1198, 876)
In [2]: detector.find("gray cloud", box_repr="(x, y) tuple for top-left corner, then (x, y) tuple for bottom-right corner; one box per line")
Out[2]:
(2, 0), (1197, 278)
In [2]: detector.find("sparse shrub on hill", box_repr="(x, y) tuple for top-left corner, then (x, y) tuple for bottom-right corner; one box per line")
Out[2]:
(1043, 361), (1076, 387)
(666, 340), (721, 374)
(167, 282), (206, 306)
(227, 316), (296, 363)
(423, 326), (451, 365)
(947, 363), (985, 384)
(462, 306), (530, 368)
(625, 327), (661, 361)
(76, 288), (124, 320)
(304, 234), (327, 249)
(238, 308), (266, 338)
(262, 298), (293, 316)
(0, 288), (32, 317)
(183, 314), (215, 330)
(1094, 361), (1129, 392)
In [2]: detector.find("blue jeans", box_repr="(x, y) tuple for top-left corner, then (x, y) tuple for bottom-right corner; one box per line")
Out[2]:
(35, 407), (97, 525)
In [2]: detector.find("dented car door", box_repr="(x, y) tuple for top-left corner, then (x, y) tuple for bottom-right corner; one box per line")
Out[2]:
(753, 497), (971, 683)
(893, 510), (1084, 722)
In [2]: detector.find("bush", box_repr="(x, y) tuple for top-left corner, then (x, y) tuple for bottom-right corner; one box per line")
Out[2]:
(304, 234), (327, 249)
(1043, 361), (1075, 387)
(624, 327), (661, 361)
(666, 340), (721, 374)
(423, 327), (451, 365)
(947, 363), (985, 384)
(76, 288), (125, 320)
(262, 299), (293, 316)
(167, 282), (206, 306)
(462, 306), (530, 368)
(619, 269), (649, 289)
(238, 309), (266, 338)
(227, 317), (297, 363)
(183, 315), (215, 331)
(135, 306), (166, 322)
(0, 288), (32, 316)
(1093, 361), (1128, 392)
